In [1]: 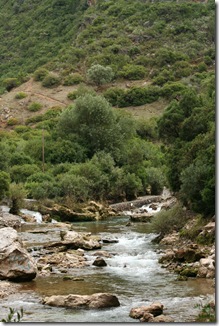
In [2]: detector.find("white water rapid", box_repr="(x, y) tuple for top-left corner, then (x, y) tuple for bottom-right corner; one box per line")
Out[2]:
(0, 217), (214, 323)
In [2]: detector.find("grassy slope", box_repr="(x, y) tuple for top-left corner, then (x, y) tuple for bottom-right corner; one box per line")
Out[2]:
(0, 0), (215, 129)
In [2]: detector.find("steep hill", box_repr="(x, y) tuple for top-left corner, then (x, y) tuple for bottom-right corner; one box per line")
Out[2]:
(0, 0), (215, 127)
(0, 0), (215, 217)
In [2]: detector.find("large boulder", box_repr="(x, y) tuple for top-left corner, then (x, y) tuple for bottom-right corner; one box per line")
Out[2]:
(43, 293), (120, 309)
(0, 227), (37, 282)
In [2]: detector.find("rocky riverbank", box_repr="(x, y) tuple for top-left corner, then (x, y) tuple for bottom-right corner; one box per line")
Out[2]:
(0, 196), (215, 322)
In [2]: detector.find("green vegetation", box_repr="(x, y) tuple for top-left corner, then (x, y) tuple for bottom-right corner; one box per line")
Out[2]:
(0, 0), (215, 219)
(1, 307), (23, 322)
(195, 303), (215, 322)
(28, 102), (43, 112)
(148, 204), (189, 237)
(15, 92), (27, 99)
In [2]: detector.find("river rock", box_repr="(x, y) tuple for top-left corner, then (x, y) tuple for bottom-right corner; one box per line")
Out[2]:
(61, 230), (101, 250)
(140, 312), (174, 322)
(37, 250), (88, 272)
(93, 251), (112, 258)
(43, 201), (117, 222)
(0, 212), (21, 229)
(160, 231), (180, 245)
(43, 293), (120, 309)
(0, 227), (37, 281)
(130, 212), (154, 222)
(92, 257), (107, 267)
(174, 247), (204, 263)
(0, 280), (22, 299)
(129, 302), (163, 319)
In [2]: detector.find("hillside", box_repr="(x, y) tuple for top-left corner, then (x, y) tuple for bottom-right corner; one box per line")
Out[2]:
(0, 0), (215, 219)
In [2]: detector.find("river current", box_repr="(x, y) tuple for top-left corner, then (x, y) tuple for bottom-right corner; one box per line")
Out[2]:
(0, 214), (214, 323)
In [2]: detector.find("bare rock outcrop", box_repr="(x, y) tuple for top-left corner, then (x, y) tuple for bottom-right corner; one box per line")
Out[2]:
(0, 227), (37, 281)
(43, 292), (120, 309)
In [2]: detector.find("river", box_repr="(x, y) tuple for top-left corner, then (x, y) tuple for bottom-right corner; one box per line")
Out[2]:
(0, 214), (214, 323)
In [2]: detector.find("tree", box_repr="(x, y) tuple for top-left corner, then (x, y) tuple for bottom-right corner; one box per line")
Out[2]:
(0, 171), (10, 200)
(9, 183), (27, 215)
(87, 64), (114, 86)
(58, 94), (135, 158)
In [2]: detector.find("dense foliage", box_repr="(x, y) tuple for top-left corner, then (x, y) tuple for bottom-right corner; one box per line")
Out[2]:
(0, 0), (215, 217)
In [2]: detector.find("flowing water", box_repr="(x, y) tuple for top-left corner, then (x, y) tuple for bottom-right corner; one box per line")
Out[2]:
(0, 215), (214, 323)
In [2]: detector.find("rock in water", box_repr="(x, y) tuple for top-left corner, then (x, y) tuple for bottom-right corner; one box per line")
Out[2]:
(92, 257), (107, 267)
(0, 227), (37, 282)
(43, 293), (120, 309)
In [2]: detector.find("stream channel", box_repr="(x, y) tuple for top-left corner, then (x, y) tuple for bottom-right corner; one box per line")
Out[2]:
(0, 207), (214, 323)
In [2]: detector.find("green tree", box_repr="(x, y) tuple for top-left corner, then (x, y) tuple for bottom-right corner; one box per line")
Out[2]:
(87, 64), (114, 86)
(9, 183), (27, 215)
(0, 171), (10, 200)
(58, 94), (134, 158)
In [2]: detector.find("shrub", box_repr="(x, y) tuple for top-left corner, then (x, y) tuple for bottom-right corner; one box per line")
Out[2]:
(63, 73), (84, 86)
(7, 118), (19, 126)
(15, 92), (27, 99)
(28, 102), (43, 112)
(9, 183), (27, 215)
(161, 82), (188, 99)
(42, 73), (61, 88)
(123, 86), (161, 107)
(87, 64), (114, 86)
(33, 68), (49, 81)
(197, 62), (208, 72)
(118, 64), (146, 80)
(148, 203), (189, 236)
(14, 125), (30, 134)
(10, 164), (41, 183)
(103, 87), (126, 106)
(3, 78), (19, 91)
(25, 115), (44, 125)
(67, 84), (96, 100)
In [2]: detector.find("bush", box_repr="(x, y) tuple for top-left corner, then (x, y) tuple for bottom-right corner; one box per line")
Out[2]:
(197, 62), (208, 72)
(7, 118), (19, 126)
(63, 73), (84, 85)
(87, 64), (114, 86)
(118, 64), (146, 80)
(10, 164), (41, 183)
(9, 183), (27, 215)
(15, 92), (27, 99)
(27, 102), (43, 112)
(42, 73), (61, 88)
(161, 82), (188, 99)
(103, 87), (126, 106)
(3, 78), (19, 91)
(104, 86), (160, 107)
(67, 84), (96, 100)
(33, 68), (49, 81)
(148, 203), (189, 236)
(14, 125), (30, 134)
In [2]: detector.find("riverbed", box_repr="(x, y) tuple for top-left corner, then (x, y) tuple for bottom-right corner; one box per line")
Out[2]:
(0, 215), (214, 323)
